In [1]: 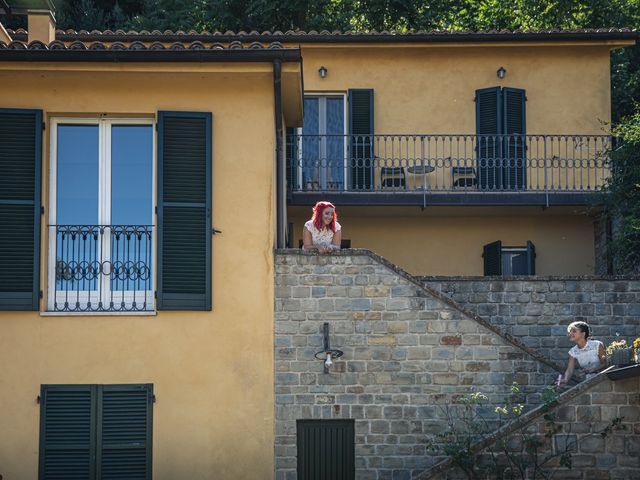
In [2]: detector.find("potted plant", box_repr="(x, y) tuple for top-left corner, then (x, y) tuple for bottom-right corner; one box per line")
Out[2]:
(606, 337), (634, 367)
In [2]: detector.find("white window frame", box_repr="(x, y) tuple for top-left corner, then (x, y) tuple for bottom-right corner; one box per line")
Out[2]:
(47, 117), (156, 313)
(297, 93), (348, 191)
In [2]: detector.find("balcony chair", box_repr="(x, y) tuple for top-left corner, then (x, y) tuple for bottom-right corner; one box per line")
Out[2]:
(452, 166), (476, 187)
(380, 166), (406, 189)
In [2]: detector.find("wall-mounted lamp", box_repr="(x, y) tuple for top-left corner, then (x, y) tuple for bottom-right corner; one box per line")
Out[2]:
(318, 66), (328, 78)
(315, 322), (343, 373)
(497, 66), (506, 79)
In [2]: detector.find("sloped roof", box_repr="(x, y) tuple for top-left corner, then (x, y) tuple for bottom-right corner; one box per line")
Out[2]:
(6, 27), (638, 44)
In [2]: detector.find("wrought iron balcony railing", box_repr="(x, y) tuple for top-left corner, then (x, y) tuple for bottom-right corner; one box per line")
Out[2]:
(48, 225), (154, 313)
(286, 134), (612, 193)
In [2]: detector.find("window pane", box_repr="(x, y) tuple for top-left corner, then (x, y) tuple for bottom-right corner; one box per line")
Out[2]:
(111, 125), (153, 225)
(55, 125), (99, 294)
(326, 98), (344, 188)
(110, 125), (153, 293)
(57, 124), (99, 225)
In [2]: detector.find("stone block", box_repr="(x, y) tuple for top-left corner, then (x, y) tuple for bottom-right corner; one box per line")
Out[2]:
(619, 406), (640, 422)
(465, 361), (491, 372)
(619, 452), (640, 467)
(440, 335), (462, 345)
(433, 373), (459, 385)
(570, 454), (596, 467)
(388, 322), (409, 334)
(579, 435), (605, 453)
(365, 285), (390, 297)
(370, 420), (390, 434)
(606, 435), (626, 454)
(383, 406), (403, 419)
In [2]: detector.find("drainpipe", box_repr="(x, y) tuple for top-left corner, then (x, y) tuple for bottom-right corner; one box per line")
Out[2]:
(273, 59), (285, 248)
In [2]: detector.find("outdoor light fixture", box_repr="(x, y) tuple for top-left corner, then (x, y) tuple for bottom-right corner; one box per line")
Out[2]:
(318, 66), (328, 78)
(497, 66), (506, 79)
(315, 322), (343, 373)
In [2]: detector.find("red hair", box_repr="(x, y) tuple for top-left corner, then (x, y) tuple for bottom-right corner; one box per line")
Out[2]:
(311, 201), (338, 232)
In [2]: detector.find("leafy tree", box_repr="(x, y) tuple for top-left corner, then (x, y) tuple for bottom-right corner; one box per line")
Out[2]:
(602, 107), (640, 273)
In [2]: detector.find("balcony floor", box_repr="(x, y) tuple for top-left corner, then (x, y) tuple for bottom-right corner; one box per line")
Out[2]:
(288, 191), (601, 207)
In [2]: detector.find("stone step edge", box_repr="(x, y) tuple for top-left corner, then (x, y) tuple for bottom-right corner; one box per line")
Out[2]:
(414, 370), (612, 480)
(276, 248), (564, 374)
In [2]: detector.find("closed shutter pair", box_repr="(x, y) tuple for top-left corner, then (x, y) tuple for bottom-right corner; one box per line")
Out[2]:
(476, 87), (527, 190)
(0, 109), (212, 311)
(39, 384), (153, 480)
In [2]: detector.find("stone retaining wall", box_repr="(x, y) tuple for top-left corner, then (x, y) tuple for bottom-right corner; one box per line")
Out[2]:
(421, 276), (640, 366)
(275, 250), (558, 480)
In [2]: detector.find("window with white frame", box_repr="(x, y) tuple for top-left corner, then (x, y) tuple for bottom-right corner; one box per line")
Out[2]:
(298, 95), (347, 190)
(48, 118), (155, 312)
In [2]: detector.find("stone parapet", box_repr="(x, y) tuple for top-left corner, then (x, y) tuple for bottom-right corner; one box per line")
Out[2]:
(421, 276), (640, 366)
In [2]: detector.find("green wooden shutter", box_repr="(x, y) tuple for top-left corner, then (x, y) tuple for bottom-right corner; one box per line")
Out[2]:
(348, 89), (374, 190)
(98, 384), (153, 480)
(297, 420), (355, 480)
(157, 111), (212, 310)
(503, 88), (527, 190)
(526, 240), (536, 275)
(483, 240), (502, 276)
(39, 385), (97, 480)
(286, 127), (298, 191)
(476, 88), (502, 190)
(0, 108), (42, 310)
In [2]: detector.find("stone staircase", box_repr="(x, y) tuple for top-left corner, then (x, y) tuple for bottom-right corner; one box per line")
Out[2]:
(416, 370), (640, 480)
(274, 249), (639, 479)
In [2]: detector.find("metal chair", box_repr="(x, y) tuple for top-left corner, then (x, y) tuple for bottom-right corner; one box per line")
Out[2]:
(452, 166), (476, 187)
(380, 166), (406, 188)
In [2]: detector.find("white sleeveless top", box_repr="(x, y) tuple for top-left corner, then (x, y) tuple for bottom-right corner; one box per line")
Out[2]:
(304, 220), (341, 247)
(568, 339), (603, 370)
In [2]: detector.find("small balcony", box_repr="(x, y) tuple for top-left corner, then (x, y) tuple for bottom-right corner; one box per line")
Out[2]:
(286, 134), (612, 206)
(48, 225), (154, 313)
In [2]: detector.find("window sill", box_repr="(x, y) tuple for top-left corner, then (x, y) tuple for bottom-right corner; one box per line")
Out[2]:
(40, 310), (157, 317)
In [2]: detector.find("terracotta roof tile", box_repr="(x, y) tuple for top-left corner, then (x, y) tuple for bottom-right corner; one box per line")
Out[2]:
(0, 38), (288, 50)
(5, 26), (638, 41)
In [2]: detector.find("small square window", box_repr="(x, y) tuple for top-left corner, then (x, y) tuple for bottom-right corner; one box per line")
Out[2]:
(483, 240), (536, 276)
(501, 247), (528, 276)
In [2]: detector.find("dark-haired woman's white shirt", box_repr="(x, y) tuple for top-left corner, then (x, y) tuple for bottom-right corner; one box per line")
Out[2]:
(568, 339), (604, 371)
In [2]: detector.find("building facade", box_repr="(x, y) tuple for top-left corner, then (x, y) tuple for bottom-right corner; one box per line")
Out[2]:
(0, 3), (637, 479)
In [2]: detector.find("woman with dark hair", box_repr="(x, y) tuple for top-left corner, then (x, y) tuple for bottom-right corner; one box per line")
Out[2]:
(302, 201), (342, 254)
(559, 321), (606, 385)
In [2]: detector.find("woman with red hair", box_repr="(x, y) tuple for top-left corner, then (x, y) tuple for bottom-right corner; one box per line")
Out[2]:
(302, 201), (342, 253)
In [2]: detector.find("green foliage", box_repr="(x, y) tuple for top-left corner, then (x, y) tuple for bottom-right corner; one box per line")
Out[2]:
(602, 107), (640, 273)
(430, 384), (628, 479)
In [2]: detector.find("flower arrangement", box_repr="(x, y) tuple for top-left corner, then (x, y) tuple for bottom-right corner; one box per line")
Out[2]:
(606, 338), (628, 356)
(606, 334), (636, 367)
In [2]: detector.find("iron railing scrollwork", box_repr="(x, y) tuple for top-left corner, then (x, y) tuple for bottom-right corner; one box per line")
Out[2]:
(50, 225), (154, 312)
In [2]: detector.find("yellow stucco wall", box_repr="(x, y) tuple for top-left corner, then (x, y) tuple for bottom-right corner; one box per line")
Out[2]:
(0, 67), (276, 479)
(300, 44), (612, 134)
(289, 206), (596, 276)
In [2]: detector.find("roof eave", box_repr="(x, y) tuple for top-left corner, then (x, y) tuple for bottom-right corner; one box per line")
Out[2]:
(0, 48), (302, 62)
